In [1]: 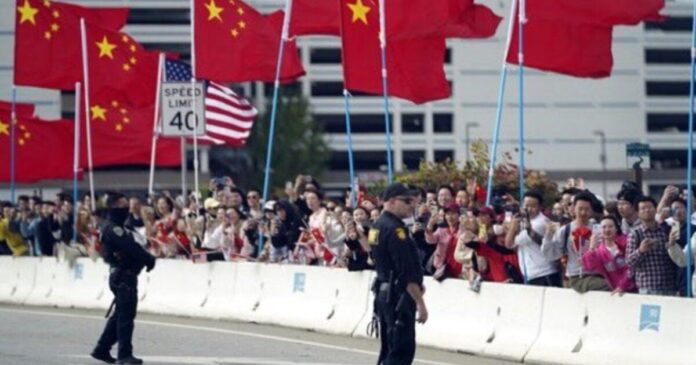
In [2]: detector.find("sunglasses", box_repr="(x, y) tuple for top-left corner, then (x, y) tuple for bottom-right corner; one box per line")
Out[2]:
(396, 197), (414, 204)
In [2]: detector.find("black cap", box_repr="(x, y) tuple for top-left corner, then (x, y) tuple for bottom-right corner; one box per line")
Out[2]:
(382, 183), (419, 201)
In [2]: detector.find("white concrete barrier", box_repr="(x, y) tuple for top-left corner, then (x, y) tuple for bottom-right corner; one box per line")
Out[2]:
(477, 283), (545, 362)
(253, 264), (329, 329)
(139, 259), (211, 317)
(224, 261), (264, 321)
(5, 257), (696, 365)
(566, 292), (696, 365)
(253, 265), (373, 335)
(416, 277), (495, 354)
(9, 256), (38, 304)
(51, 258), (111, 310)
(524, 287), (591, 365)
(317, 270), (373, 335)
(199, 261), (238, 319)
(0, 257), (19, 302)
(23, 256), (61, 306)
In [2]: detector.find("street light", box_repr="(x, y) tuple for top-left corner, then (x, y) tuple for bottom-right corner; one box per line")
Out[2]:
(465, 122), (480, 163)
(593, 130), (607, 200)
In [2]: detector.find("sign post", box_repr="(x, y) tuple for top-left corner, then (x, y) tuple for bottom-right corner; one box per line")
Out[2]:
(626, 143), (650, 189)
(161, 82), (206, 137)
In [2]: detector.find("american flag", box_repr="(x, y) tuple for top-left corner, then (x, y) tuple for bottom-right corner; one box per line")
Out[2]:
(164, 59), (258, 146)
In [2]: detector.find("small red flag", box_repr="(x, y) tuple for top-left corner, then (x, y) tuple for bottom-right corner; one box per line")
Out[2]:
(340, 0), (450, 104)
(0, 112), (73, 182)
(14, 0), (128, 90)
(194, 0), (305, 83)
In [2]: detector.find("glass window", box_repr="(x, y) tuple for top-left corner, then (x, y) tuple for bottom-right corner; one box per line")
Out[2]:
(434, 150), (454, 162)
(433, 113), (453, 133)
(402, 113), (425, 133)
(128, 9), (191, 25)
(310, 48), (342, 64)
(330, 151), (388, 170)
(402, 150), (425, 170)
(314, 113), (392, 133)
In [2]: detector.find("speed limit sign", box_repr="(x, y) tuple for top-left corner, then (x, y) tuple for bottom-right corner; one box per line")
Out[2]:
(161, 82), (206, 137)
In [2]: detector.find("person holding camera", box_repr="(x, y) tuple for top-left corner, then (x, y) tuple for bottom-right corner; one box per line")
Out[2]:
(269, 200), (301, 263)
(91, 192), (156, 365)
(425, 203), (463, 281)
(342, 216), (372, 271)
(505, 191), (561, 287)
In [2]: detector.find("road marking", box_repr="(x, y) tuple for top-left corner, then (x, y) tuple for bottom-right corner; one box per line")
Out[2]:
(0, 307), (457, 365)
(69, 354), (354, 364)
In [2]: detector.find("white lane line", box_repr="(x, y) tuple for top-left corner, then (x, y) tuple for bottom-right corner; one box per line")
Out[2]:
(0, 307), (457, 365)
(69, 354), (353, 365)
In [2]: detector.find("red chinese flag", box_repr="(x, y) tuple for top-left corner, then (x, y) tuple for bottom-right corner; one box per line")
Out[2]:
(0, 101), (35, 118)
(84, 23), (159, 107)
(289, 0), (500, 40)
(85, 89), (181, 168)
(441, 0), (502, 38)
(340, 0), (450, 104)
(290, 0), (340, 36)
(507, 19), (614, 78)
(0, 112), (73, 182)
(194, 0), (305, 83)
(14, 0), (128, 90)
(525, 0), (665, 26)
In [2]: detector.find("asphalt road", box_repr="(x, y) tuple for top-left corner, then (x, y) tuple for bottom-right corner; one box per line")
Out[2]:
(0, 304), (522, 365)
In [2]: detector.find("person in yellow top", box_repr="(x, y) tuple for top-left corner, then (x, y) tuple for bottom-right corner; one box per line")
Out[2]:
(0, 203), (29, 256)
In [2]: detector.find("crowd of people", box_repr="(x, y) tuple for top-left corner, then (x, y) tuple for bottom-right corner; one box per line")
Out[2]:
(1, 174), (694, 297)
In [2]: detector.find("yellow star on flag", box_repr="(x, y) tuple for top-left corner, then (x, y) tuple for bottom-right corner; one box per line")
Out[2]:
(96, 36), (117, 59)
(52, 9), (59, 18)
(44, 31), (52, 40)
(115, 124), (123, 132)
(238, 20), (246, 29)
(17, 0), (39, 25)
(237, 7), (244, 15)
(231, 28), (239, 38)
(43, 0), (50, 7)
(91, 105), (107, 121)
(51, 23), (59, 32)
(0, 120), (9, 136)
(206, 0), (224, 21)
(347, 0), (371, 25)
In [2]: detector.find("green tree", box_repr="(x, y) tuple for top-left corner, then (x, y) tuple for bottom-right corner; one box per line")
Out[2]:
(245, 91), (330, 194)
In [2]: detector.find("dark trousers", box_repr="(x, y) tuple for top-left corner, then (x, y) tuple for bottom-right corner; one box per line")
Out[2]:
(527, 272), (563, 287)
(376, 297), (416, 365)
(96, 269), (138, 359)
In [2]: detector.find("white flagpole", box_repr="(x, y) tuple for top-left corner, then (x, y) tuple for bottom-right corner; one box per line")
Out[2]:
(148, 53), (165, 196)
(378, 0), (394, 183)
(72, 82), (81, 244)
(80, 18), (96, 212)
(190, 0), (200, 209)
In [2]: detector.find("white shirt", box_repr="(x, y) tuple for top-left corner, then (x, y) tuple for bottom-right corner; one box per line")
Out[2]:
(514, 213), (558, 280)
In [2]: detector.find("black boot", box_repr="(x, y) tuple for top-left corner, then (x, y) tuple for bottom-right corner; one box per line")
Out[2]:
(90, 348), (116, 364)
(117, 355), (143, 364)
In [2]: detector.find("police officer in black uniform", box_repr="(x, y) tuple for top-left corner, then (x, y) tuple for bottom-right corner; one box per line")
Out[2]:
(91, 193), (156, 365)
(369, 183), (428, 365)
